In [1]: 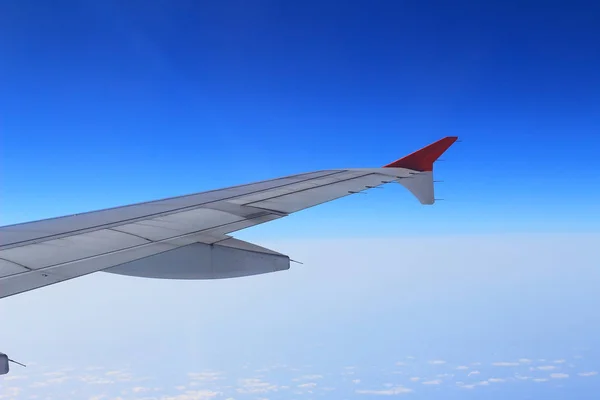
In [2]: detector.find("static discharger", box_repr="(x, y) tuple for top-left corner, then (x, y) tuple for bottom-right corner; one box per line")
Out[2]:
(9, 358), (26, 367)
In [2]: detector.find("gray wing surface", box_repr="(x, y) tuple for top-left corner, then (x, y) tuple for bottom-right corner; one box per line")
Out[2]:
(0, 137), (458, 299)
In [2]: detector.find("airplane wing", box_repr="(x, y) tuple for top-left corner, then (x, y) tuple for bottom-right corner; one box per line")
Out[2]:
(0, 136), (458, 299)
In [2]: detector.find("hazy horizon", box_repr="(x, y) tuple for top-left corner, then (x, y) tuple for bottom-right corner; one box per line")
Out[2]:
(2, 234), (599, 399)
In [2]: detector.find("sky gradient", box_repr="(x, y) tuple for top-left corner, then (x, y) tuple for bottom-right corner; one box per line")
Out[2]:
(1, 0), (599, 233)
(1, 1), (599, 399)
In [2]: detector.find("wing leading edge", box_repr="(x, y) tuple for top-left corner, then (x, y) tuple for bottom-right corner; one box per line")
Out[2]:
(0, 136), (458, 299)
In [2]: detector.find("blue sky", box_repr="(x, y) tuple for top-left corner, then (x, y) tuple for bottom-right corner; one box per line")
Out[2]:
(1, 0), (599, 233)
(1, 1), (599, 399)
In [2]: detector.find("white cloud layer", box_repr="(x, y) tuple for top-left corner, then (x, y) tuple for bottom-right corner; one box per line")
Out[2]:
(1, 235), (599, 398)
(1, 354), (597, 399)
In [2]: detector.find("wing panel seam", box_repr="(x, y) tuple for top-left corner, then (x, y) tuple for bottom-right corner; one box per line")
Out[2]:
(0, 257), (33, 271)
(106, 228), (154, 243)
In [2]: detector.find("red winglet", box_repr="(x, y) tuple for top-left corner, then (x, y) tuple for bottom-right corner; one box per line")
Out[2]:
(383, 136), (458, 172)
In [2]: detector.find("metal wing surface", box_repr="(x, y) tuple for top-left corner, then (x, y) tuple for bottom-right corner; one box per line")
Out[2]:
(0, 137), (458, 299)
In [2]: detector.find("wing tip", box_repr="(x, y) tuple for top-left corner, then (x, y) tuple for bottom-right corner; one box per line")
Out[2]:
(383, 136), (459, 171)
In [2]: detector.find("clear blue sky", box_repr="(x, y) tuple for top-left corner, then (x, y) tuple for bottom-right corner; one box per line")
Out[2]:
(1, 1), (599, 399)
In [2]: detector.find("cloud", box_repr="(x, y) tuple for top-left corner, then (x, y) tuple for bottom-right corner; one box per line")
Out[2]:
(161, 390), (221, 400)
(467, 371), (480, 377)
(352, 379), (361, 384)
(518, 359), (533, 363)
(236, 378), (280, 394)
(550, 373), (569, 379)
(409, 377), (420, 382)
(43, 371), (66, 377)
(46, 376), (70, 384)
(3, 375), (27, 381)
(533, 378), (549, 382)
(492, 362), (520, 367)
(455, 366), (469, 370)
(428, 360), (446, 365)
(459, 384), (477, 389)
(101, 369), (136, 382)
(554, 359), (566, 364)
(356, 386), (413, 395)
(578, 371), (598, 377)
(292, 374), (323, 381)
(79, 375), (113, 385)
(0, 387), (21, 398)
(422, 380), (442, 385)
(187, 372), (223, 382)
(297, 382), (317, 389)
(457, 379), (505, 389)
(537, 366), (557, 371)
